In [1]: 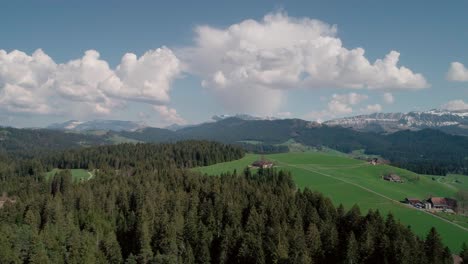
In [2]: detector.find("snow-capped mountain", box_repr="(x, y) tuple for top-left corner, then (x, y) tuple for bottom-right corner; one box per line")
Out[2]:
(47, 120), (148, 132)
(324, 109), (468, 135)
(211, 114), (279, 121)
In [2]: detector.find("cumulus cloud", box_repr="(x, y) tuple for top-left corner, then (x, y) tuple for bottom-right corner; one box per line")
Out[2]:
(331, 92), (368, 105)
(153, 105), (186, 125)
(276, 111), (292, 118)
(382, 92), (394, 104)
(362, 104), (382, 113)
(182, 12), (428, 114)
(441, 99), (468, 111)
(446, 62), (468, 82)
(0, 48), (183, 122)
(0, 49), (56, 114)
(305, 92), (370, 121)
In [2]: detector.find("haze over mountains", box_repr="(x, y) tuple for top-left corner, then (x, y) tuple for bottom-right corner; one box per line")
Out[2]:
(47, 119), (148, 132)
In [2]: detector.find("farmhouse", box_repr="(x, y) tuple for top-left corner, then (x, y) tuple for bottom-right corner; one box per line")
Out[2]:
(251, 160), (274, 169)
(383, 173), (402, 183)
(405, 198), (423, 207)
(428, 197), (457, 211)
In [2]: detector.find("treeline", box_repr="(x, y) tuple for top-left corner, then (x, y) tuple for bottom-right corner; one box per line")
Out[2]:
(1, 165), (460, 263)
(235, 142), (289, 154)
(0, 141), (244, 181)
(42, 141), (245, 171)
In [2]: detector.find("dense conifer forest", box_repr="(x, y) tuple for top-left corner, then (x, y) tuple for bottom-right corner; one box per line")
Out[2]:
(0, 141), (464, 263)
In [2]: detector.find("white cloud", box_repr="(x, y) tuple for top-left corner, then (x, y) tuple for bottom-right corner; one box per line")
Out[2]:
(0, 48), (183, 122)
(446, 62), (468, 82)
(327, 100), (353, 115)
(0, 49), (56, 114)
(104, 47), (180, 104)
(182, 12), (428, 114)
(276, 111), (292, 118)
(382, 92), (394, 104)
(153, 105), (186, 125)
(362, 104), (382, 113)
(305, 92), (368, 121)
(441, 99), (468, 111)
(331, 92), (368, 105)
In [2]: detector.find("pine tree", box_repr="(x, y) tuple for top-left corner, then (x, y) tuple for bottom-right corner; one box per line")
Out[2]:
(305, 223), (323, 262)
(345, 232), (359, 264)
(461, 242), (468, 263)
(424, 227), (446, 264)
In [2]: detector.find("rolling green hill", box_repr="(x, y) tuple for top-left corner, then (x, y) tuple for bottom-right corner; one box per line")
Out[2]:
(195, 152), (468, 252)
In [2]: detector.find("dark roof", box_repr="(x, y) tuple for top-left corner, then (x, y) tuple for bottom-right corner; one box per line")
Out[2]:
(406, 198), (421, 203)
(429, 197), (457, 207)
(384, 174), (401, 180)
(252, 160), (273, 166)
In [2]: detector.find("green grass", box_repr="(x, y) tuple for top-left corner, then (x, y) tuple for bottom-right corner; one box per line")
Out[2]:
(421, 174), (468, 191)
(196, 152), (468, 252)
(435, 212), (468, 229)
(237, 140), (263, 145)
(194, 154), (259, 175)
(45, 168), (94, 182)
(107, 134), (141, 144)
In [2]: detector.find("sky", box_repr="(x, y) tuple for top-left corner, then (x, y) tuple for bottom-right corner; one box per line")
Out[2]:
(0, 0), (467, 128)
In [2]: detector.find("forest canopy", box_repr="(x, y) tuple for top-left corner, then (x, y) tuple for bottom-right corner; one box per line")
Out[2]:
(0, 141), (458, 263)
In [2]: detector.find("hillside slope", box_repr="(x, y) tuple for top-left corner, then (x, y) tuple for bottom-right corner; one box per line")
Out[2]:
(196, 152), (468, 252)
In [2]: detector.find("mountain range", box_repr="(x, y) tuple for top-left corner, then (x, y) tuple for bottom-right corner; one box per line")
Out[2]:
(324, 109), (468, 136)
(47, 119), (148, 132)
(46, 110), (468, 136)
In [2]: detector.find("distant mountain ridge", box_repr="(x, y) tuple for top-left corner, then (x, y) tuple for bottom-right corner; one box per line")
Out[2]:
(211, 114), (279, 121)
(324, 109), (468, 135)
(47, 119), (148, 132)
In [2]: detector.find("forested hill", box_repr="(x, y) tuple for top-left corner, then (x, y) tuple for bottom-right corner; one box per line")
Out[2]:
(0, 141), (457, 263)
(0, 127), (106, 157)
(42, 141), (245, 171)
(0, 141), (244, 182)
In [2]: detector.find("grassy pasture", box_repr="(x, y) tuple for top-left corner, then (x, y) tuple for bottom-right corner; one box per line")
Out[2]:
(45, 168), (94, 182)
(196, 151), (468, 252)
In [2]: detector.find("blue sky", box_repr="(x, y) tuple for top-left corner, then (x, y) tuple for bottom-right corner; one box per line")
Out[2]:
(0, 0), (467, 127)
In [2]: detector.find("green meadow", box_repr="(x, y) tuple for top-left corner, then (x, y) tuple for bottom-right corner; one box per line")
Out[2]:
(45, 168), (94, 182)
(195, 152), (468, 252)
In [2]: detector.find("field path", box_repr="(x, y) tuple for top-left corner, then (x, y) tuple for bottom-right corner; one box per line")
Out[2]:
(273, 159), (468, 233)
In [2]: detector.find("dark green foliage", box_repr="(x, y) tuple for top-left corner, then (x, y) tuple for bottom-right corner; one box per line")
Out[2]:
(0, 127), (106, 158)
(235, 142), (289, 154)
(42, 140), (245, 171)
(0, 141), (456, 263)
(460, 242), (468, 263)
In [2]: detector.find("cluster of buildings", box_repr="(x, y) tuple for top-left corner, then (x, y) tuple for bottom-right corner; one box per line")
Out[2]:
(405, 197), (457, 213)
(383, 173), (403, 183)
(250, 158), (274, 169)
